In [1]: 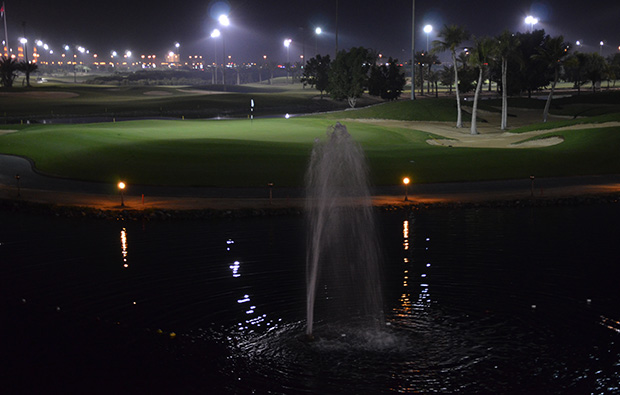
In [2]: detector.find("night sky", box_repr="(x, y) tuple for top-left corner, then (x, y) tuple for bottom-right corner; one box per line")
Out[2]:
(4, 0), (619, 64)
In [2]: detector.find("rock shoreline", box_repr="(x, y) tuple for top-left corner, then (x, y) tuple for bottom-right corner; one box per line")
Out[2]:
(2, 192), (620, 221)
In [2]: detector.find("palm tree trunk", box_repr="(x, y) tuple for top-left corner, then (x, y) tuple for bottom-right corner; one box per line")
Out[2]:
(427, 64), (431, 94)
(543, 68), (558, 123)
(470, 67), (483, 135)
(501, 58), (508, 130)
(452, 51), (463, 128)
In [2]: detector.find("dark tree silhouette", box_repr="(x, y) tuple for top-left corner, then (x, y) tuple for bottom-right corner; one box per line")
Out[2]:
(0, 56), (19, 87)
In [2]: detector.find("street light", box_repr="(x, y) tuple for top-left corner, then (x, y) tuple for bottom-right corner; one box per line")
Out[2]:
(19, 37), (29, 63)
(284, 38), (292, 83)
(210, 28), (221, 84)
(218, 14), (230, 26)
(600, 41), (604, 56)
(118, 181), (126, 207)
(284, 38), (292, 61)
(423, 24), (432, 53)
(403, 177), (410, 202)
(218, 14), (229, 90)
(314, 27), (322, 56)
(525, 15), (538, 32)
(63, 44), (77, 82)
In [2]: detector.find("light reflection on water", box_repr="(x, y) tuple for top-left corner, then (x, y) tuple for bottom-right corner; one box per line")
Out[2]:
(120, 227), (128, 268)
(2, 205), (620, 393)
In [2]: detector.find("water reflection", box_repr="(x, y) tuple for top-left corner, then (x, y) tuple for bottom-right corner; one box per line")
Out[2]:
(227, 239), (241, 278)
(395, 219), (432, 318)
(227, 238), (281, 333)
(120, 227), (128, 268)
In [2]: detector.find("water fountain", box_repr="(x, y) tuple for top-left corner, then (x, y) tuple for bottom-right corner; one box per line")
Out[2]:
(305, 122), (383, 337)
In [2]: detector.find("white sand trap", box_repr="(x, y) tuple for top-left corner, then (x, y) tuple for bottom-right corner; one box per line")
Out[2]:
(0, 91), (79, 99)
(511, 136), (564, 147)
(351, 109), (620, 149)
(0, 130), (18, 136)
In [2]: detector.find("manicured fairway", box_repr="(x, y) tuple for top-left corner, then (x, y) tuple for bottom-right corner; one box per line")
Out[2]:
(1, 116), (620, 187)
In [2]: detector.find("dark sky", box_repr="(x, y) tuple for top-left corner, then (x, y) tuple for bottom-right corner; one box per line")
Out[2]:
(4, 0), (619, 64)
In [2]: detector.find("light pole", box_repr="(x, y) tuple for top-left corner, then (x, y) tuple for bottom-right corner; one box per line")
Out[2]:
(314, 27), (322, 56)
(525, 15), (538, 32)
(218, 14), (230, 90)
(423, 24), (432, 53)
(423, 24), (432, 95)
(403, 177), (410, 202)
(411, 0), (415, 100)
(600, 41), (604, 56)
(284, 38), (292, 83)
(118, 182), (126, 207)
(64, 44), (76, 82)
(210, 29), (220, 84)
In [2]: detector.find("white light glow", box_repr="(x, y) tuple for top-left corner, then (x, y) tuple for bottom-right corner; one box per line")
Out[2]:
(218, 14), (230, 26)
(525, 15), (539, 28)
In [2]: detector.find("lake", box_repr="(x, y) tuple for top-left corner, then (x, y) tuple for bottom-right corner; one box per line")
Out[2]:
(1, 203), (619, 393)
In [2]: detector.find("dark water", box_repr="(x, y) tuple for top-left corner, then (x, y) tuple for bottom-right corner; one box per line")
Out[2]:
(1, 204), (620, 394)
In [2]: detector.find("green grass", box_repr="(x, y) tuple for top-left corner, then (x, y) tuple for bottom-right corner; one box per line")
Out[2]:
(0, 84), (351, 120)
(1, 116), (620, 187)
(315, 98), (468, 122)
(2, 86), (620, 188)
(509, 112), (620, 133)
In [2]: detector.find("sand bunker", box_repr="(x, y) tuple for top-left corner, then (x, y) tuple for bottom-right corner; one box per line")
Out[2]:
(0, 130), (18, 136)
(511, 136), (565, 147)
(352, 108), (620, 149)
(425, 133), (565, 148)
(0, 91), (79, 99)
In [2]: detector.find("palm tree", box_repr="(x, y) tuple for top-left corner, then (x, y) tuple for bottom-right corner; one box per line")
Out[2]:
(439, 65), (454, 94)
(426, 53), (440, 95)
(17, 61), (38, 87)
(414, 51), (426, 95)
(533, 35), (569, 122)
(564, 52), (588, 95)
(433, 25), (470, 128)
(0, 56), (18, 87)
(469, 37), (495, 135)
(584, 53), (607, 93)
(496, 30), (520, 130)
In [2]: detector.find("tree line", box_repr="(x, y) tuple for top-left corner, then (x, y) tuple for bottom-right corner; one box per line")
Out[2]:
(429, 25), (620, 134)
(0, 56), (39, 87)
(301, 48), (407, 108)
(301, 25), (620, 133)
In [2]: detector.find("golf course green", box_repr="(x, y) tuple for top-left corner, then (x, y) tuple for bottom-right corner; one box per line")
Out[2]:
(1, 86), (619, 188)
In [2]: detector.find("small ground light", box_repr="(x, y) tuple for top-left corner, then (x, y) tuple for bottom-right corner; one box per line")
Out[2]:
(267, 182), (274, 205)
(403, 177), (410, 201)
(15, 174), (21, 197)
(118, 181), (126, 207)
